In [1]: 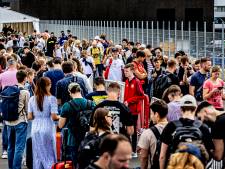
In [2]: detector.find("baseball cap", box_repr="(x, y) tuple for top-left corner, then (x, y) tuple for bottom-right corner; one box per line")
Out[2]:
(180, 95), (197, 108)
(112, 48), (119, 52)
(140, 44), (146, 49)
(94, 36), (101, 41)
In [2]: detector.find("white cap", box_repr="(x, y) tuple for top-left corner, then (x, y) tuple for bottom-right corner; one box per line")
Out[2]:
(180, 95), (197, 108)
(140, 44), (146, 49)
(94, 36), (101, 40)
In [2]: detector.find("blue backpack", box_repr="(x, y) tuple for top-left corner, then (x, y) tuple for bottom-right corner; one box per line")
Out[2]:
(0, 85), (24, 121)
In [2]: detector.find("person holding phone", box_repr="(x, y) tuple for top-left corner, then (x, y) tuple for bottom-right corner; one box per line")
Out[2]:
(203, 66), (225, 111)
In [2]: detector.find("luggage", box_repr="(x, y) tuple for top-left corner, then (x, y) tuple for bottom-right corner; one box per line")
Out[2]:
(52, 128), (75, 169)
(56, 132), (62, 161)
(26, 137), (33, 169)
(52, 161), (74, 169)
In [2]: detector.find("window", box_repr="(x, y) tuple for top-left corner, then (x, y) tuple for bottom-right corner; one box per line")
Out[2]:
(215, 6), (225, 12)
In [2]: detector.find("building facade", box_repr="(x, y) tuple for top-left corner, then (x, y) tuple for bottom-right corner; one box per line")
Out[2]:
(1, 0), (214, 30)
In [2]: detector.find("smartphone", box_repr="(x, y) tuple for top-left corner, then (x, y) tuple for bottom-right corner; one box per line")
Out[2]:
(218, 86), (223, 90)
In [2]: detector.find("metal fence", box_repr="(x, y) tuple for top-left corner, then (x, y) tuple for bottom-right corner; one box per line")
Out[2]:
(40, 20), (225, 69)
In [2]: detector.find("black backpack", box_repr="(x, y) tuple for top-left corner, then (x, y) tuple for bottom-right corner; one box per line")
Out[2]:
(68, 99), (93, 143)
(78, 132), (109, 169)
(171, 120), (203, 152)
(153, 72), (172, 99)
(150, 126), (161, 169)
(0, 85), (25, 121)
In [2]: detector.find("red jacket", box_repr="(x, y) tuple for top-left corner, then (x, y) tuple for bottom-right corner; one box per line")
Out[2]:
(124, 77), (145, 115)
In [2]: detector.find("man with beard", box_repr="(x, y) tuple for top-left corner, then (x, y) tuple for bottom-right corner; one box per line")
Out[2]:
(196, 101), (225, 166)
(86, 134), (132, 169)
(189, 57), (211, 102)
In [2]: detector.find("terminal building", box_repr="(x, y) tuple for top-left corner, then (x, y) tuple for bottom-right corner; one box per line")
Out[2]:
(1, 0), (214, 30)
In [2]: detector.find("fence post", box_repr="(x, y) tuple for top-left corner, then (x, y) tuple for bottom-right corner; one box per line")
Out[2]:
(168, 21), (171, 57)
(157, 21), (159, 46)
(121, 21), (123, 42)
(108, 21), (110, 40)
(137, 21), (139, 43)
(188, 21), (191, 56)
(181, 21), (184, 50)
(113, 21), (116, 44)
(133, 21), (135, 42)
(116, 20), (118, 43)
(87, 20), (89, 39)
(128, 21), (131, 41)
(146, 21), (149, 45)
(175, 21), (177, 51)
(204, 21), (207, 57)
(92, 21), (94, 38)
(162, 21), (165, 56)
(222, 21), (225, 80)
(151, 21), (154, 48)
(196, 21), (199, 58)
(124, 21), (127, 39)
(141, 21), (144, 43)
(213, 21), (215, 66)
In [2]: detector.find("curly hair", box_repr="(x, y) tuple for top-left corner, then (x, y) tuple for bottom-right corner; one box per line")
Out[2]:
(167, 143), (209, 169)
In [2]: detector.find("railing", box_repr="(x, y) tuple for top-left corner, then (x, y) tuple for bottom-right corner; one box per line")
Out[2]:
(40, 20), (225, 68)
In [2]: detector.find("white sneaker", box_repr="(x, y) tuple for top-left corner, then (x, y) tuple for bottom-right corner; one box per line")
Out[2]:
(132, 152), (138, 158)
(22, 156), (26, 166)
(1, 151), (7, 159)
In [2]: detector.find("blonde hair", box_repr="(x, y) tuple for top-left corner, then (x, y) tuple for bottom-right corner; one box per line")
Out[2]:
(167, 143), (208, 169)
(167, 152), (204, 169)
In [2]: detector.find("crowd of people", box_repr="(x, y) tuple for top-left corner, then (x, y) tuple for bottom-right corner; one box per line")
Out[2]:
(0, 27), (225, 169)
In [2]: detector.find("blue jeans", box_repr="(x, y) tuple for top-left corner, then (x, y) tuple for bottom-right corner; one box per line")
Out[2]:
(7, 122), (27, 169)
(2, 121), (8, 151)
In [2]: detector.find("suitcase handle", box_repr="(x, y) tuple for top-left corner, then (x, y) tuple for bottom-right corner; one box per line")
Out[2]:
(62, 128), (68, 163)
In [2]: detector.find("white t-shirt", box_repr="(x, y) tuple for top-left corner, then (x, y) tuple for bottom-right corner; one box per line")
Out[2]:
(55, 48), (63, 58)
(106, 58), (124, 81)
(80, 56), (94, 75)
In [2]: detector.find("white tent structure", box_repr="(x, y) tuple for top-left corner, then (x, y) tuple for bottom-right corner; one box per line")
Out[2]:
(0, 7), (40, 34)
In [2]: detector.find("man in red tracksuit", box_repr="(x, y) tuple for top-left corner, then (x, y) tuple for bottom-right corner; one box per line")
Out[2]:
(124, 63), (145, 157)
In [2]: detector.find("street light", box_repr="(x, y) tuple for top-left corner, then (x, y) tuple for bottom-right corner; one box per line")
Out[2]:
(214, 17), (225, 80)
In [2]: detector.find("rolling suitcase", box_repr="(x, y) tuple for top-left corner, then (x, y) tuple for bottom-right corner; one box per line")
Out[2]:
(52, 128), (75, 169)
(56, 132), (62, 161)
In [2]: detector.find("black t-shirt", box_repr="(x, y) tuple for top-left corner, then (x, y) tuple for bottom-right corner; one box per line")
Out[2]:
(90, 100), (133, 135)
(161, 118), (214, 154)
(212, 113), (225, 158)
(86, 162), (102, 169)
(85, 91), (107, 105)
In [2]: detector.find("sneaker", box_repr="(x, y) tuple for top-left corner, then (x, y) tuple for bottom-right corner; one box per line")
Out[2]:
(22, 156), (26, 166)
(1, 151), (7, 159)
(132, 152), (138, 158)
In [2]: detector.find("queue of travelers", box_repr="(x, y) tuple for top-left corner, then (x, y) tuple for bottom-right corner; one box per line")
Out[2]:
(0, 28), (225, 169)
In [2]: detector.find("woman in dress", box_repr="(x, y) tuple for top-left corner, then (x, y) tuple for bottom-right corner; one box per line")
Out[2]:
(28, 77), (59, 169)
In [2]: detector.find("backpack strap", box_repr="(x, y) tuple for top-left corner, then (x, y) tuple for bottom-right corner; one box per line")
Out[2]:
(192, 120), (202, 128)
(149, 126), (161, 165)
(86, 100), (93, 110)
(150, 126), (160, 140)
